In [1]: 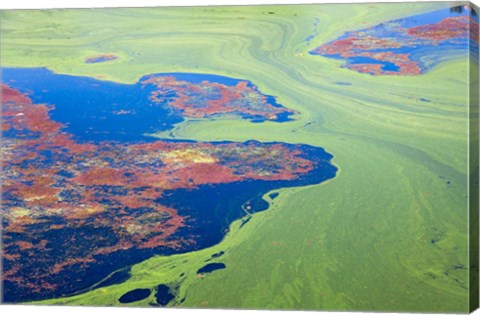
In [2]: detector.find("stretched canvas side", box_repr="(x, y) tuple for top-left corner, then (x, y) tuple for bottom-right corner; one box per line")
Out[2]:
(469, 2), (480, 313)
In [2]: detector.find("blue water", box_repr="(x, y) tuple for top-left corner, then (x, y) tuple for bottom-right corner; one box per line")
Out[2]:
(211, 251), (225, 258)
(346, 56), (400, 72)
(269, 192), (279, 199)
(1, 68), (294, 143)
(118, 288), (151, 304)
(197, 263), (226, 274)
(154, 284), (175, 306)
(2, 67), (181, 143)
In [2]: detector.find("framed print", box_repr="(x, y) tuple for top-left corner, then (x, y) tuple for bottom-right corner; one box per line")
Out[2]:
(1, 1), (479, 313)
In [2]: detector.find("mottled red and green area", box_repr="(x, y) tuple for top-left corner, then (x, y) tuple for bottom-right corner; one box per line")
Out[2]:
(142, 75), (296, 121)
(1, 84), (330, 301)
(310, 5), (479, 75)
